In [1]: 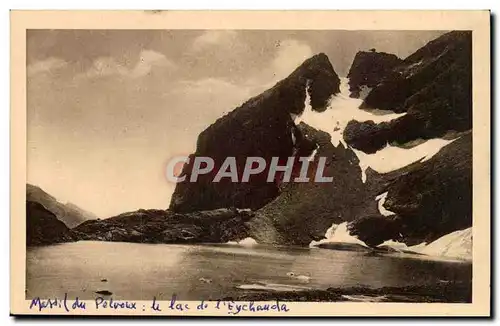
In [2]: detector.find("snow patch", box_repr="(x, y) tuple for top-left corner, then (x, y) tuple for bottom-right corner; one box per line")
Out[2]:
(295, 77), (407, 182)
(294, 78), (456, 182)
(379, 228), (472, 261)
(309, 222), (368, 248)
(378, 240), (427, 252)
(310, 221), (471, 261)
(237, 283), (312, 292)
(227, 237), (258, 247)
(353, 138), (455, 178)
(419, 228), (472, 260)
(375, 192), (396, 216)
(291, 129), (297, 145)
(296, 78), (405, 149)
(358, 85), (372, 100)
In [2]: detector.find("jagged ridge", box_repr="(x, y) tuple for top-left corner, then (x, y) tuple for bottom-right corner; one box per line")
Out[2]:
(344, 31), (472, 153)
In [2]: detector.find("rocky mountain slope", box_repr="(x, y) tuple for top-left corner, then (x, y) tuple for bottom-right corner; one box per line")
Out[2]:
(27, 184), (97, 228)
(347, 50), (402, 99)
(344, 31), (472, 153)
(347, 131), (472, 246)
(170, 53), (340, 213)
(73, 208), (253, 244)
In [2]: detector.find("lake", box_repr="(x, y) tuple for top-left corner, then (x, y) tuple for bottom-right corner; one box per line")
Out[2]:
(26, 241), (471, 302)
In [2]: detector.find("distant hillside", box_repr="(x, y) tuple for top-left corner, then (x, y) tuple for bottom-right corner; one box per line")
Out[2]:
(26, 184), (97, 228)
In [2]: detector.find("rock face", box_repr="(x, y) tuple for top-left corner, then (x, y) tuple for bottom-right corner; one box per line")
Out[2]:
(166, 36), (472, 247)
(73, 208), (254, 244)
(384, 132), (472, 244)
(224, 282), (472, 303)
(26, 201), (76, 246)
(344, 31), (472, 153)
(347, 132), (472, 246)
(347, 50), (402, 99)
(247, 123), (372, 246)
(170, 54), (341, 213)
(25, 32), (473, 251)
(27, 184), (97, 228)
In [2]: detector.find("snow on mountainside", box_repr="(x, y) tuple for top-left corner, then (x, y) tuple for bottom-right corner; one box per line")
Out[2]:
(311, 222), (472, 261)
(295, 77), (455, 182)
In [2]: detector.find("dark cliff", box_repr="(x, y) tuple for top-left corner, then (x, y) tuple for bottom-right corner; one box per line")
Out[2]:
(348, 131), (472, 246)
(29, 33), (474, 250)
(170, 53), (341, 213)
(347, 50), (402, 99)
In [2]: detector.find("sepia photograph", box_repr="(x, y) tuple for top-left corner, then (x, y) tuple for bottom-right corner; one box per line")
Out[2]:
(10, 10), (490, 317)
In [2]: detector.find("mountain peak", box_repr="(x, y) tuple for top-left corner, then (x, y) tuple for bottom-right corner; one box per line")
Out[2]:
(301, 52), (331, 67)
(170, 53), (341, 213)
(347, 50), (403, 99)
(268, 52), (340, 114)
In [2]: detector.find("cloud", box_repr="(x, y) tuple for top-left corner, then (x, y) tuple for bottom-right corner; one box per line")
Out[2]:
(27, 57), (68, 76)
(83, 49), (176, 79)
(190, 30), (238, 52)
(131, 49), (176, 77)
(174, 77), (250, 97)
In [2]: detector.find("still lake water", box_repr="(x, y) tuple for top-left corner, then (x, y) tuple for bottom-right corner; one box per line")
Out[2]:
(26, 241), (471, 301)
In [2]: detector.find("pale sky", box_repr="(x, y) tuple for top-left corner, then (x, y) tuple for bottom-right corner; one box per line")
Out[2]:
(27, 29), (446, 217)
